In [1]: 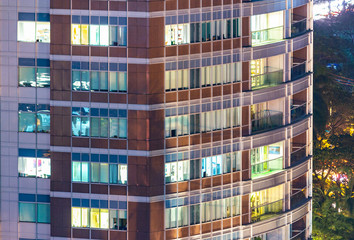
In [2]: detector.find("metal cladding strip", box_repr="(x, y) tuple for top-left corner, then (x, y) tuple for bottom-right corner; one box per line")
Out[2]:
(50, 100), (150, 111)
(50, 146), (149, 157)
(49, 31), (311, 65)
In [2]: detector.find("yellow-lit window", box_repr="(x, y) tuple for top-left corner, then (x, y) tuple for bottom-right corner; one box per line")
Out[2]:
(72, 24), (81, 45)
(100, 209), (109, 229)
(81, 25), (89, 45)
(90, 208), (100, 228)
(81, 208), (89, 228)
(72, 207), (81, 227)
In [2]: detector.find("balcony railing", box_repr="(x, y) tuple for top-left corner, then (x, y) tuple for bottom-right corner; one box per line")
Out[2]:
(251, 70), (283, 90)
(291, 102), (307, 122)
(291, 15), (307, 38)
(251, 157), (283, 178)
(291, 229), (307, 240)
(291, 61), (307, 80)
(291, 187), (308, 209)
(291, 144), (308, 166)
(251, 26), (284, 46)
(251, 199), (284, 223)
(252, 110), (283, 133)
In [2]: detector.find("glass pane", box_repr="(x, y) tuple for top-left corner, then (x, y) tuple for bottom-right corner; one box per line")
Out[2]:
(100, 25), (109, 46)
(118, 118), (127, 138)
(110, 210), (118, 229)
(100, 118), (109, 138)
(109, 164), (118, 184)
(118, 210), (127, 230)
(72, 116), (81, 136)
(19, 202), (36, 222)
(72, 71), (81, 91)
(110, 26), (118, 46)
(118, 164), (127, 184)
(18, 157), (37, 177)
(36, 67), (50, 87)
(37, 112), (50, 133)
(118, 26), (127, 46)
(72, 162), (81, 181)
(90, 25), (100, 45)
(90, 118), (100, 137)
(100, 209), (109, 229)
(19, 67), (36, 87)
(90, 208), (100, 228)
(18, 21), (36, 42)
(19, 112), (36, 132)
(100, 163), (109, 183)
(109, 118), (119, 138)
(81, 162), (89, 182)
(36, 22), (50, 43)
(72, 207), (81, 227)
(37, 204), (50, 223)
(71, 24), (81, 45)
(82, 208), (89, 227)
(99, 72), (108, 91)
(81, 24), (89, 45)
(109, 72), (118, 92)
(37, 158), (51, 178)
(91, 163), (100, 183)
(81, 71), (90, 91)
(91, 72), (99, 91)
(118, 72), (127, 92)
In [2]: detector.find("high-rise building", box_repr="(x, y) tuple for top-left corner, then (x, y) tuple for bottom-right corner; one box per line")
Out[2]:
(0, 0), (313, 239)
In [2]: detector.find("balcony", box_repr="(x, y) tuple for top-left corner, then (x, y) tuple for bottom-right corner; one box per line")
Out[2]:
(291, 101), (307, 122)
(252, 110), (283, 133)
(251, 26), (284, 46)
(251, 70), (283, 90)
(251, 157), (283, 179)
(291, 143), (308, 166)
(291, 187), (308, 209)
(291, 15), (308, 38)
(291, 58), (307, 80)
(251, 199), (284, 223)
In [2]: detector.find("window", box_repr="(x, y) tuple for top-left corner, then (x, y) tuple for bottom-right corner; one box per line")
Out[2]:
(72, 206), (127, 230)
(251, 11), (284, 46)
(251, 55), (284, 90)
(72, 153), (127, 184)
(71, 16), (127, 46)
(190, 23), (201, 43)
(251, 142), (283, 178)
(72, 107), (127, 139)
(18, 104), (50, 133)
(18, 58), (51, 88)
(18, 156), (50, 179)
(165, 24), (190, 46)
(19, 194), (50, 223)
(18, 13), (50, 43)
(72, 62), (127, 92)
(165, 206), (188, 228)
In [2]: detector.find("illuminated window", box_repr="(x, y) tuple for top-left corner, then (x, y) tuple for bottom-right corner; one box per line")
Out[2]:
(18, 104), (50, 133)
(71, 24), (81, 44)
(18, 13), (50, 43)
(251, 11), (284, 46)
(72, 206), (126, 230)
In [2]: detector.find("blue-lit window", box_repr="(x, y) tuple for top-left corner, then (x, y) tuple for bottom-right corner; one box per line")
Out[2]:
(72, 62), (127, 92)
(72, 153), (127, 185)
(19, 194), (50, 223)
(72, 107), (127, 139)
(18, 104), (50, 133)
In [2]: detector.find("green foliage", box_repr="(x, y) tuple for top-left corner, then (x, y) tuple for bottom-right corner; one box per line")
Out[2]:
(312, 4), (354, 239)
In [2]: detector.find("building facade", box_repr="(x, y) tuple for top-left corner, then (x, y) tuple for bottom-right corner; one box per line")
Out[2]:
(0, 0), (313, 239)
